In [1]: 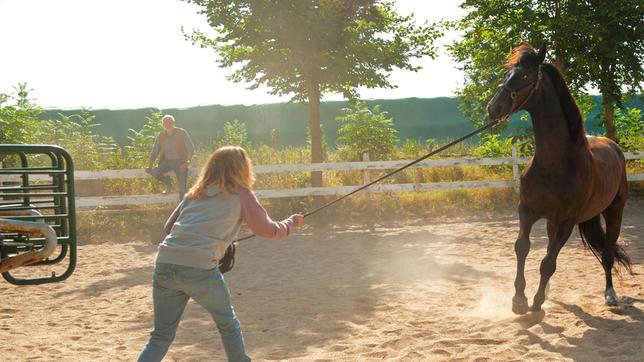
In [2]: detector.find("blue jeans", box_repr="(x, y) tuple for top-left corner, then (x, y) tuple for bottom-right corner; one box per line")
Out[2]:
(151, 159), (188, 200)
(138, 263), (250, 362)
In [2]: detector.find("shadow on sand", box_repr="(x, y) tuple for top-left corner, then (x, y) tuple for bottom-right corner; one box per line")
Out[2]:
(517, 299), (643, 361)
(122, 224), (500, 360)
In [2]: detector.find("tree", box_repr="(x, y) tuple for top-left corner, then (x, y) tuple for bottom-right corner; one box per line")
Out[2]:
(184, 0), (440, 185)
(447, 0), (643, 140)
(565, 0), (644, 140)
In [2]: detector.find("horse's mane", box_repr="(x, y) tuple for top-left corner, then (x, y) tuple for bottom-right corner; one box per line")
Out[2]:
(505, 44), (536, 69)
(506, 44), (586, 142)
(540, 64), (585, 141)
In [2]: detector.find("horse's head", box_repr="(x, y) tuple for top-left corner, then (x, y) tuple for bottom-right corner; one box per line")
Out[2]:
(487, 44), (546, 122)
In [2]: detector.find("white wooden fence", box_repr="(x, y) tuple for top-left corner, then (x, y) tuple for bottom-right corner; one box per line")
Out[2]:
(69, 150), (643, 210)
(2, 150), (641, 210)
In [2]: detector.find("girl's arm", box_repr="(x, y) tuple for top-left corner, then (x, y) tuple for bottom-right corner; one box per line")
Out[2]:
(164, 199), (185, 235)
(240, 188), (299, 240)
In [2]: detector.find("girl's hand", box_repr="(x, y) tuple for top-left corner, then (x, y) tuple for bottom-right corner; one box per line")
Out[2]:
(292, 214), (304, 228)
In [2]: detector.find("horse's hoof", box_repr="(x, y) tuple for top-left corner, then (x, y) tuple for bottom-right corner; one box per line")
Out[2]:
(605, 288), (618, 306)
(512, 296), (529, 315)
(529, 305), (542, 313)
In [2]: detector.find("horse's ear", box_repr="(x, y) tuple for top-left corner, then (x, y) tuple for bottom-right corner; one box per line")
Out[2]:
(537, 44), (547, 64)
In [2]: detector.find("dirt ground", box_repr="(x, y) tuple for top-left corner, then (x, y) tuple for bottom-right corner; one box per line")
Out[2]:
(1, 196), (642, 361)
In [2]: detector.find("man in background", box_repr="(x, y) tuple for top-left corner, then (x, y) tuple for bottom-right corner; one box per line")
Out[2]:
(146, 115), (194, 200)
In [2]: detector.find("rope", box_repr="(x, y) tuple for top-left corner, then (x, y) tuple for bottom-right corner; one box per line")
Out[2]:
(233, 118), (502, 243)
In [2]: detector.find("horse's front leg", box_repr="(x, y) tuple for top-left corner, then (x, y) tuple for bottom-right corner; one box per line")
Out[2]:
(530, 220), (575, 312)
(513, 205), (538, 315)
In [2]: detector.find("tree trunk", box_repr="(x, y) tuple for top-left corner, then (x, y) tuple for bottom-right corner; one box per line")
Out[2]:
(602, 92), (616, 141)
(554, 58), (565, 75)
(552, 0), (566, 78)
(553, 0), (565, 75)
(307, 79), (324, 187)
(600, 61), (616, 141)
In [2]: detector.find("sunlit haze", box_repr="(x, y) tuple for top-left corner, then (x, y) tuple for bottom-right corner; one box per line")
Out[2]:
(0, 0), (465, 109)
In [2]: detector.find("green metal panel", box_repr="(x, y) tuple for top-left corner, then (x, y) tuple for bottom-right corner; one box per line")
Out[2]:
(0, 144), (77, 285)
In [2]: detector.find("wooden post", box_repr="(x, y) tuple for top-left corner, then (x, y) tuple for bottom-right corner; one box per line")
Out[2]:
(0, 160), (4, 195)
(362, 151), (375, 230)
(362, 152), (370, 185)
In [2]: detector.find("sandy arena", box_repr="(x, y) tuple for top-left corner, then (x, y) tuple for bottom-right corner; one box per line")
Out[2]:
(1, 197), (642, 361)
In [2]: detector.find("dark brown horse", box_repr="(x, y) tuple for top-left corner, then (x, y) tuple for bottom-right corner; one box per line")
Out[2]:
(487, 44), (632, 314)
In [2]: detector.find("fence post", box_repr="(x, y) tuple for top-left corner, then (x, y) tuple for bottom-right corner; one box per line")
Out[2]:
(362, 152), (370, 184)
(362, 151), (375, 229)
(512, 146), (520, 192)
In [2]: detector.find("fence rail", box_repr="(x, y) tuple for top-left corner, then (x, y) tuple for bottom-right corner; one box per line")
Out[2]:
(3, 151), (643, 210)
(78, 151), (643, 209)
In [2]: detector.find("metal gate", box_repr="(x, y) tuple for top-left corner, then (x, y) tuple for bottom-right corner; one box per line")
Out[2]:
(0, 144), (77, 285)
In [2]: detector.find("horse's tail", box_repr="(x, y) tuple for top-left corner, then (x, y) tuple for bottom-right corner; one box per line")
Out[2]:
(578, 215), (632, 273)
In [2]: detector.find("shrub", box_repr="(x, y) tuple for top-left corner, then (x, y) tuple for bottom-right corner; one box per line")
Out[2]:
(38, 109), (121, 170)
(0, 84), (42, 146)
(219, 119), (250, 149)
(615, 107), (643, 152)
(336, 101), (399, 160)
(126, 110), (164, 166)
(474, 133), (514, 158)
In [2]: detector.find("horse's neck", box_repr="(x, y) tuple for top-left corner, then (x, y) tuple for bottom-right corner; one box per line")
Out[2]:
(527, 82), (586, 168)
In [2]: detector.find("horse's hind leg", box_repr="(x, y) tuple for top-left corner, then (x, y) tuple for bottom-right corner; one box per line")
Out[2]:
(512, 205), (539, 315)
(602, 196), (627, 306)
(530, 220), (575, 312)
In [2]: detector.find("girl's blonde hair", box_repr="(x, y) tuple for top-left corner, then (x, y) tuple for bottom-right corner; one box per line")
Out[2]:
(187, 146), (255, 199)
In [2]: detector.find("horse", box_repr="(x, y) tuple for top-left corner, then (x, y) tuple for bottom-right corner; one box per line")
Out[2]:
(486, 44), (632, 314)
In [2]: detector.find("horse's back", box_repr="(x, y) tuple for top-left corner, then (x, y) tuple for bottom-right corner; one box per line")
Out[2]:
(579, 135), (628, 221)
(519, 136), (627, 221)
(586, 135), (627, 174)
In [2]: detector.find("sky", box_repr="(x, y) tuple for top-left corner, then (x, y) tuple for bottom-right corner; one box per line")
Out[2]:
(0, 0), (465, 110)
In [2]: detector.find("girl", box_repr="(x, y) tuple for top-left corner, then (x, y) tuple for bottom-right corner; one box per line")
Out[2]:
(138, 146), (303, 362)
